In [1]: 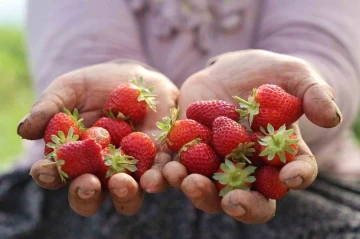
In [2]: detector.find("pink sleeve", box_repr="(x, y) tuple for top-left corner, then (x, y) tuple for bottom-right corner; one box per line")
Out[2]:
(26, 0), (148, 95)
(254, 0), (360, 146)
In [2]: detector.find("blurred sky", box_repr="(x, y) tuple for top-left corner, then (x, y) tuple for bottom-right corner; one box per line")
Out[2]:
(0, 0), (26, 27)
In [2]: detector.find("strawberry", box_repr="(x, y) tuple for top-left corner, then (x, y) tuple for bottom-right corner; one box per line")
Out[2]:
(120, 132), (157, 181)
(44, 138), (104, 183)
(186, 100), (239, 129)
(257, 124), (299, 166)
(157, 108), (212, 152)
(93, 117), (132, 148)
(97, 145), (138, 188)
(254, 165), (289, 199)
(43, 108), (84, 156)
(80, 126), (111, 149)
(103, 77), (158, 125)
(213, 159), (256, 197)
(248, 131), (266, 167)
(212, 116), (254, 163)
(234, 84), (303, 131)
(178, 138), (221, 177)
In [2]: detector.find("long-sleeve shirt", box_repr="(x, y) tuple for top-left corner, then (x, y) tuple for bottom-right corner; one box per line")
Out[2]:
(24, 0), (360, 178)
(1, 1), (359, 238)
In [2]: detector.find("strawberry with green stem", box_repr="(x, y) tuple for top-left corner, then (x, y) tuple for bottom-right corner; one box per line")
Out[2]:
(178, 138), (220, 177)
(257, 124), (299, 166)
(97, 145), (138, 188)
(213, 159), (256, 197)
(234, 84), (303, 132)
(43, 108), (85, 156)
(103, 76), (158, 125)
(156, 107), (212, 152)
(120, 132), (157, 181)
(212, 116), (255, 164)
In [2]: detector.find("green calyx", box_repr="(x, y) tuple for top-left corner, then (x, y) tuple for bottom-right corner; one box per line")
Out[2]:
(213, 159), (256, 197)
(131, 76), (158, 112)
(156, 107), (179, 148)
(44, 127), (80, 183)
(103, 145), (138, 177)
(46, 127), (80, 158)
(258, 124), (299, 163)
(63, 108), (85, 131)
(233, 88), (260, 126)
(225, 142), (255, 164)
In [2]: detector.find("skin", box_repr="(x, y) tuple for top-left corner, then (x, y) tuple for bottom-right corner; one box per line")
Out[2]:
(162, 50), (342, 224)
(18, 62), (179, 217)
(18, 50), (342, 223)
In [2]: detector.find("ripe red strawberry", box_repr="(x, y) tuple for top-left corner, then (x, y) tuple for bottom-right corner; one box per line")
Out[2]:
(96, 145), (137, 188)
(257, 124), (299, 166)
(120, 132), (157, 181)
(235, 84), (303, 131)
(213, 159), (256, 197)
(178, 139), (221, 177)
(44, 138), (104, 183)
(248, 131), (266, 167)
(212, 116), (254, 163)
(186, 100), (239, 129)
(254, 165), (289, 199)
(93, 117), (132, 147)
(80, 126), (111, 149)
(103, 77), (158, 125)
(157, 108), (212, 152)
(43, 108), (84, 156)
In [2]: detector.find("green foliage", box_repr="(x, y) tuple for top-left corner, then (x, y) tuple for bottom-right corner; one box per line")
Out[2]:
(354, 111), (360, 143)
(0, 27), (34, 171)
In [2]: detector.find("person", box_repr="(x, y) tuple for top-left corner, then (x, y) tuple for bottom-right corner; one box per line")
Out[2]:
(1, 0), (360, 238)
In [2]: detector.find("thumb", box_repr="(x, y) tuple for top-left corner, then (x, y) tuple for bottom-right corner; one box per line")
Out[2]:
(17, 75), (79, 140)
(281, 62), (343, 128)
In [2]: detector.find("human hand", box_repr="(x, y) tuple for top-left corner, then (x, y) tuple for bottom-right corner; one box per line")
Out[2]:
(17, 62), (179, 217)
(162, 50), (342, 224)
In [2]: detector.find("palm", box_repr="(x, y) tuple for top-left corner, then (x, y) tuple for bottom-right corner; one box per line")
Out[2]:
(167, 50), (339, 224)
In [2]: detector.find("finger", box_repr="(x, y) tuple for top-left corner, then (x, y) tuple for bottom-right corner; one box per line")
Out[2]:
(108, 173), (144, 215)
(181, 174), (222, 214)
(280, 59), (342, 128)
(162, 161), (188, 188)
(140, 152), (171, 193)
(222, 190), (276, 224)
(30, 158), (65, 190)
(17, 72), (81, 140)
(68, 174), (106, 217)
(279, 124), (318, 189)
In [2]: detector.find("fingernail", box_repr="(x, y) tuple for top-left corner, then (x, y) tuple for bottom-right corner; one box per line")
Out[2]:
(112, 187), (128, 198)
(38, 174), (56, 183)
(77, 189), (96, 199)
(226, 204), (246, 217)
(333, 102), (343, 124)
(284, 176), (303, 188)
(17, 113), (30, 135)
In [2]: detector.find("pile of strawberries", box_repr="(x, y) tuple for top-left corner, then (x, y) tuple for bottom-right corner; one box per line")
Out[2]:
(157, 84), (303, 199)
(43, 77), (157, 188)
(43, 76), (304, 200)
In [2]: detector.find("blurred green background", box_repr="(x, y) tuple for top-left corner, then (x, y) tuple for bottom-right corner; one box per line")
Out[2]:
(0, 1), (359, 173)
(0, 26), (34, 172)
